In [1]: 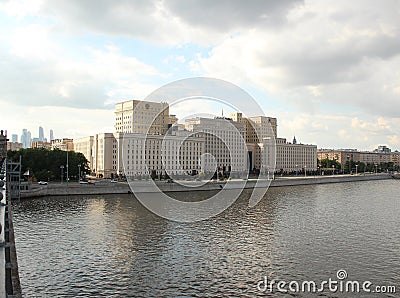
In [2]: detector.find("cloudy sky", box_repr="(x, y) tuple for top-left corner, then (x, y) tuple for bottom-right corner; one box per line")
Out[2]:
(0, 0), (399, 150)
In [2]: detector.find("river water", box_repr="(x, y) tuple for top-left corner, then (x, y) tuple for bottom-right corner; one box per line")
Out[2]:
(13, 180), (400, 297)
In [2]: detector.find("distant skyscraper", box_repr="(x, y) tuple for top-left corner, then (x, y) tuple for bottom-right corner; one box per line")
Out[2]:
(39, 126), (44, 142)
(12, 134), (18, 143)
(50, 129), (54, 141)
(21, 129), (31, 148)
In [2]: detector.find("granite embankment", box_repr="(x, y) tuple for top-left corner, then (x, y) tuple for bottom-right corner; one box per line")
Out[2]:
(20, 173), (393, 199)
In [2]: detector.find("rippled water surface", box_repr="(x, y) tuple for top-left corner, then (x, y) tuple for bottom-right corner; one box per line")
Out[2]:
(13, 180), (400, 297)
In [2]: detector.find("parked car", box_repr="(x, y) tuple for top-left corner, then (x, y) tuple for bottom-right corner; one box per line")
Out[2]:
(38, 181), (48, 185)
(79, 180), (89, 184)
(110, 179), (118, 183)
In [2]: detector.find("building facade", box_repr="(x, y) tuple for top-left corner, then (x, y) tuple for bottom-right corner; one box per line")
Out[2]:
(274, 138), (317, 173)
(73, 136), (95, 172)
(92, 133), (117, 178)
(184, 116), (247, 174)
(7, 142), (23, 151)
(51, 138), (74, 151)
(31, 141), (52, 149)
(115, 100), (171, 134)
(115, 130), (205, 178)
(318, 148), (400, 167)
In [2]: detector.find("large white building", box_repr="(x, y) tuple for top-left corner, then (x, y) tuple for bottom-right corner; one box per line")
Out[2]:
(114, 129), (205, 178)
(73, 133), (117, 178)
(74, 100), (318, 178)
(115, 100), (173, 134)
(184, 116), (248, 174)
(274, 137), (317, 173)
(230, 112), (317, 174)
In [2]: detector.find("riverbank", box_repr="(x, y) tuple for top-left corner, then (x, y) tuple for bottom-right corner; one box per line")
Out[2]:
(19, 173), (393, 199)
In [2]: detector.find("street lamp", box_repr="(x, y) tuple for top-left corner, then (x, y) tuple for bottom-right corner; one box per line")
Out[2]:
(332, 165), (335, 176)
(78, 164), (81, 181)
(347, 154), (350, 174)
(66, 150), (69, 184)
(296, 164), (298, 176)
(304, 165), (307, 178)
(355, 164), (358, 175)
(60, 165), (64, 184)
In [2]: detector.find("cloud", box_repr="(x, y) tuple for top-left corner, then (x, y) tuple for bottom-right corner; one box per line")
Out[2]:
(1, 0), (400, 148)
(164, 0), (303, 31)
(0, 24), (163, 109)
(0, 102), (115, 139)
(189, 1), (400, 117)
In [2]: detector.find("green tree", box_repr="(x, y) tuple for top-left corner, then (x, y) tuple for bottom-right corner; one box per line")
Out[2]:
(7, 148), (89, 181)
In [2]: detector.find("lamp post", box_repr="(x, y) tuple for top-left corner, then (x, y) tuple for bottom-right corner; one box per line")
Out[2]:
(332, 165), (335, 176)
(347, 154), (350, 174)
(296, 164), (298, 176)
(355, 164), (358, 175)
(78, 164), (81, 181)
(304, 165), (307, 178)
(60, 165), (64, 184)
(66, 150), (69, 184)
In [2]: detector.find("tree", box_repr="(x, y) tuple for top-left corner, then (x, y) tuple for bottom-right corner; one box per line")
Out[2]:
(7, 148), (89, 181)
(319, 158), (341, 172)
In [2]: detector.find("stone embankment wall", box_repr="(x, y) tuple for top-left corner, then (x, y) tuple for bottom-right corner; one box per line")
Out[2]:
(20, 174), (392, 198)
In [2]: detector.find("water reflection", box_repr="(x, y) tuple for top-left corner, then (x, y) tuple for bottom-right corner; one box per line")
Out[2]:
(13, 180), (400, 297)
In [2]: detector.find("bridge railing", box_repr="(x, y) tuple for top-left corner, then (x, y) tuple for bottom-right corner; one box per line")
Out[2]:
(0, 159), (22, 297)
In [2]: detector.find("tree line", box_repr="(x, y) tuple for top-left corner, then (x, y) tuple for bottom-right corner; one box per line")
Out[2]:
(7, 148), (89, 182)
(319, 158), (398, 174)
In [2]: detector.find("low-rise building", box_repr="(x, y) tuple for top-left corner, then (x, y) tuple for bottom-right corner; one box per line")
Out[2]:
(31, 141), (52, 149)
(318, 148), (400, 167)
(7, 142), (23, 151)
(51, 138), (74, 151)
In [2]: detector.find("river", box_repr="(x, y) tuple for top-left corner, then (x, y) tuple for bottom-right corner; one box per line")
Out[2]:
(13, 179), (400, 297)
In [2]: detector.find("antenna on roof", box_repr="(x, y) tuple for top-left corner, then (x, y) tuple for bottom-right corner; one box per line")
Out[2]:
(222, 108), (224, 117)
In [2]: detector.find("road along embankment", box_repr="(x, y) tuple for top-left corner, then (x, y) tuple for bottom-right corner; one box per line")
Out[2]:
(20, 174), (392, 199)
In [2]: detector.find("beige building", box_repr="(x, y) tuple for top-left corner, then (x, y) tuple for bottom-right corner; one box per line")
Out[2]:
(77, 100), (319, 178)
(7, 142), (23, 151)
(230, 112), (317, 174)
(115, 100), (171, 135)
(51, 138), (74, 151)
(185, 117), (247, 173)
(230, 112), (277, 143)
(73, 134), (117, 178)
(317, 149), (359, 165)
(31, 141), (52, 149)
(73, 136), (95, 172)
(317, 148), (400, 167)
(115, 129), (205, 178)
(274, 138), (317, 173)
(93, 133), (117, 178)
(390, 152), (400, 166)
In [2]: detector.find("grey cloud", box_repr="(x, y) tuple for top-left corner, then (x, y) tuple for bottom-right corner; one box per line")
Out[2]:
(164, 0), (303, 30)
(41, 0), (162, 40)
(39, 0), (303, 40)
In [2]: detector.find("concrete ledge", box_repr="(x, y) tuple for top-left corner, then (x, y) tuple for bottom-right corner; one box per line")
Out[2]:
(20, 174), (392, 198)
